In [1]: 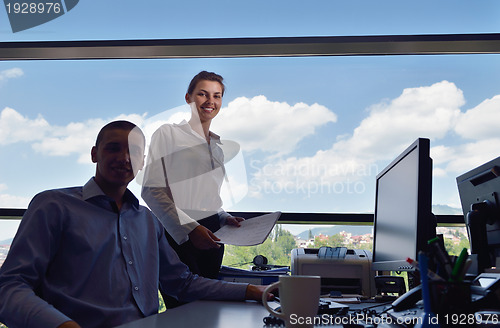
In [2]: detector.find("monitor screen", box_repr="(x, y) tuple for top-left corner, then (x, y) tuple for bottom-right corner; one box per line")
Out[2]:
(372, 138), (435, 278)
(456, 156), (500, 272)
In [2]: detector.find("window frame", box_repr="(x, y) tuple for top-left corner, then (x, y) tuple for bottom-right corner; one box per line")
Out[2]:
(1, 33), (500, 60)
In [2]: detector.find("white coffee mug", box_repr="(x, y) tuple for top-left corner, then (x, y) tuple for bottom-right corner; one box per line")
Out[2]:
(262, 275), (321, 328)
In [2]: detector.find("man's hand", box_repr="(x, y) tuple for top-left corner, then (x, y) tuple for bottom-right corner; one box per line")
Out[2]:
(225, 216), (245, 227)
(245, 284), (274, 302)
(57, 321), (81, 328)
(188, 225), (221, 250)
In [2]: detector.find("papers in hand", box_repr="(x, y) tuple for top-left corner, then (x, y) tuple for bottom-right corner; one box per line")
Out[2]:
(214, 211), (281, 246)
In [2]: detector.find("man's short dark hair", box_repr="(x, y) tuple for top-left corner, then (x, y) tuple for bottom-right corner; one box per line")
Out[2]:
(95, 120), (145, 148)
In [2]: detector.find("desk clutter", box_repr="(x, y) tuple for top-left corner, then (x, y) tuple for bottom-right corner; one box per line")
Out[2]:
(386, 235), (500, 327)
(383, 234), (500, 327)
(263, 298), (394, 328)
(256, 243), (500, 328)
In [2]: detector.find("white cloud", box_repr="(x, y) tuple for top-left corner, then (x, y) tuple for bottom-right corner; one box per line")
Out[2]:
(32, 120), (103, 162)
(33, 114), (147, 163)
(430, 145), (456, 166)
(0, 68), (23, 84)
(455, 95), (500, 140)
(0, 107), (51, 145)
(442, 138), (500, 175)
(335, 80), (464, 160)
(0, 184), (30, 209)
(1, 107), (147, 163)
(430, 94), (500, 176)
(212, 95), (338, 155)
(0, 193), (30, 208)
(246, 81), (477, 198)
(432, 167), (447, 178)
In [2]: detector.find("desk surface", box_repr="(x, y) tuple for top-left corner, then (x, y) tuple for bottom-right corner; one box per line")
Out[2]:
(116, 300), (395, 328)
(116, 300), (272, 328)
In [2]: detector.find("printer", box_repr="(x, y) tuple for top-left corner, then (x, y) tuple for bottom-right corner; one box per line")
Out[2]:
(291, 247), (375, 297)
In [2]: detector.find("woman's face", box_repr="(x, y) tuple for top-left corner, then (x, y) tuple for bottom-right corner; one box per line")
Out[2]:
(185, 80), (223, 124)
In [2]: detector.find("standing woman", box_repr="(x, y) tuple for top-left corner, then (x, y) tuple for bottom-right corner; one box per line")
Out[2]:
(142, 71), (244, 284)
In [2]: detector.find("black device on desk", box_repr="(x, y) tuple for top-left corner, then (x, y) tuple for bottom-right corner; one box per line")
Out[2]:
(457, 156), (500, 274)
(372, 138), (436, 290)
(250, 255), (289, 271)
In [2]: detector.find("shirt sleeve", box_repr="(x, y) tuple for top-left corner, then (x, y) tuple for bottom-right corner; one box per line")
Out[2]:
(218, 209), (232, 226)
(0, 192), (73, 328)
(142, 184), (198, 244)
(141, 126), (199, 244)
(156, 227), (248, 302)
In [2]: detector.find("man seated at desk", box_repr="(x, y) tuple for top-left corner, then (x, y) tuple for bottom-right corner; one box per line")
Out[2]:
(0, 120), (268, 328)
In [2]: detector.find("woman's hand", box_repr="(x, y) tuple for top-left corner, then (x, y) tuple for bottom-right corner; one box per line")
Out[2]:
(188, 225), (221, 250)
(225, 216), (245, 227)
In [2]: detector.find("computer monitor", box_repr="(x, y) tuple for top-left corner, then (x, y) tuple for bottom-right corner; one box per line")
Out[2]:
(372, 138), (436, 286)
(456, 156), (500, 273)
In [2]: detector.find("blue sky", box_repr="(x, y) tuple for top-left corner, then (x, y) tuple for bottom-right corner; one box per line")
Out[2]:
(1, 1), (500, 239)
(1, 1), (500, 40)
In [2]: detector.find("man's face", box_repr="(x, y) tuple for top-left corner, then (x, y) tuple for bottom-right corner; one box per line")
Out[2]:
(91, 128), (145, 189)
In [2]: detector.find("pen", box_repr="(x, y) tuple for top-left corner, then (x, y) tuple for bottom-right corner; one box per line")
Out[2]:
(451, 248), (468, 282)
(459, 259), (472, 281)
(407, 257), (445, 281)
(418, 253), (433, 316)
(428, 237), (453, 280)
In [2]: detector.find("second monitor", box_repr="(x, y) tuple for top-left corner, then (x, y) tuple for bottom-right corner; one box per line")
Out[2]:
(372, 138), (436, 288)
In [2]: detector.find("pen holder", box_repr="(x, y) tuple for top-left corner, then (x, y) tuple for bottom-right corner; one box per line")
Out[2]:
(429, 281), (471, 326)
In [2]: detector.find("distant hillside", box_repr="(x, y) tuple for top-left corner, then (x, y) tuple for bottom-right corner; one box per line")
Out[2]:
(0, 238), (13, 245)
(432, 204), (462, 215)
(296, 226), (373, 240)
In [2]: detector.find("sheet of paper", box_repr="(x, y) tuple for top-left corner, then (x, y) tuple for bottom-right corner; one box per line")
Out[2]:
(214, 211), (281, 246)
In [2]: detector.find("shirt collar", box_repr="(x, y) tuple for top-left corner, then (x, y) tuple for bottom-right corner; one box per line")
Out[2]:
(83, 178), (140, 209)
(177, 120), (222, 145)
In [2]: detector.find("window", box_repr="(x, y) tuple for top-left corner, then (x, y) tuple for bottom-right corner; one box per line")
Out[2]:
(1, 1), (499, 268)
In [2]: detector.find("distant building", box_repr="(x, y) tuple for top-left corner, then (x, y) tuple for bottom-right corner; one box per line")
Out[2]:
(316, 233), (329, 243)
(436, 226), (467, 245)
(295, 237), (314, 248)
